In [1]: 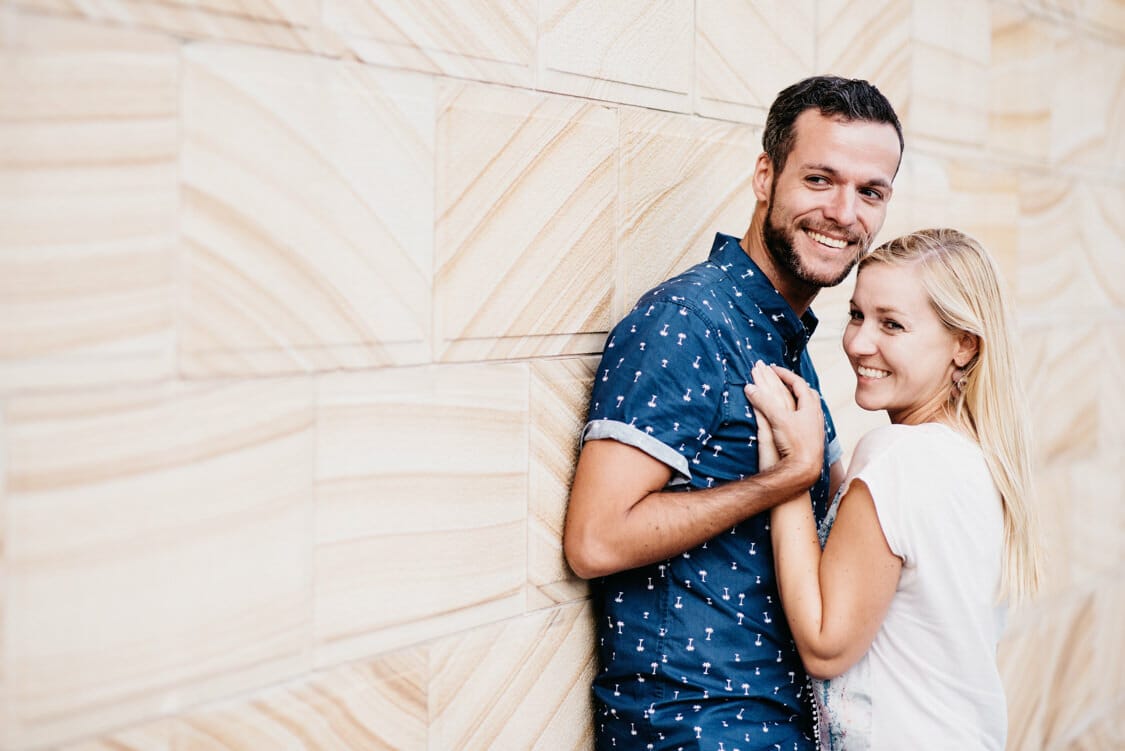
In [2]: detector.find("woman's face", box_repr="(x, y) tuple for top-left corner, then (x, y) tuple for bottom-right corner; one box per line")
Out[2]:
(842, 262), (970, 425)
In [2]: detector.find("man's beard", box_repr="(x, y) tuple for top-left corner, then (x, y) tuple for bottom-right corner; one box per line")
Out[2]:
(762, 189), (865, 289)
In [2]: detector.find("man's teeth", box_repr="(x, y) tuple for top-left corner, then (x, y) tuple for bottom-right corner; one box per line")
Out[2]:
(807, 230), (848, 249)
(857, 366), (890, 379)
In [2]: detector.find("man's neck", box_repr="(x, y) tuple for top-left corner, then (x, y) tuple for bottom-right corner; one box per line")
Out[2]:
(738, 211), (818, 317)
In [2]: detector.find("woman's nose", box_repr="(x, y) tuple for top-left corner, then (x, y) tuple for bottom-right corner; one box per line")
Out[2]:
(844, 323), (876, 355)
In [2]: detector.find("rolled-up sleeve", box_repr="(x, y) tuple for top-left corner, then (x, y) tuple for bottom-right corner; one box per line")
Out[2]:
(584, 302), (726, 485)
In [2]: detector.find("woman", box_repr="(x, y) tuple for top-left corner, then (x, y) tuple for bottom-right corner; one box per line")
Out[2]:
(745, 229), (1042, 749)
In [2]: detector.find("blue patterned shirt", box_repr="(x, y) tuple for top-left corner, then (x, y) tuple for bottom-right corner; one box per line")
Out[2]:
(583, 233), (841, 750)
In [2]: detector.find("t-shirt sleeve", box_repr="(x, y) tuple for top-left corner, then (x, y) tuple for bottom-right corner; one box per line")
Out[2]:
(583, 301), (727, 485)
(844, 428), (919, 564)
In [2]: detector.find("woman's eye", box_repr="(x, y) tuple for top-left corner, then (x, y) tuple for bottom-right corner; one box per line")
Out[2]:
(883, 320), (903, 331)
(848, 310), (863, 321)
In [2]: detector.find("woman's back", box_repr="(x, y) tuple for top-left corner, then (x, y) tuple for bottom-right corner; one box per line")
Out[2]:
(816, 422), (1007, 750)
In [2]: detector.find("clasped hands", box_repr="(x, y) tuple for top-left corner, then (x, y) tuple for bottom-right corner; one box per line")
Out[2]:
(744, 361), (824, 480)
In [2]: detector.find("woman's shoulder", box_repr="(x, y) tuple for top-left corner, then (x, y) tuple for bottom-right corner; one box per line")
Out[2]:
(850, 422), (978, 475)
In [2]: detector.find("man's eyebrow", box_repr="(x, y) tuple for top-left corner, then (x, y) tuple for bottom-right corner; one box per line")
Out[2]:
(801, 163), (893, 190)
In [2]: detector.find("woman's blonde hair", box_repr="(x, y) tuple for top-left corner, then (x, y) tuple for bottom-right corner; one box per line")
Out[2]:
(860, 228), (1042, 603)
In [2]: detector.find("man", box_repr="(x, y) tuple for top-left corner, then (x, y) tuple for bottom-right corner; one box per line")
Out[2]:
(564, 76), (904, 750)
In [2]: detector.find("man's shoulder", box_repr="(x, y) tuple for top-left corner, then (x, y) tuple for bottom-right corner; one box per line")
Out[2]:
(639, 260), (728, 302)
(620, 262), (749, 329)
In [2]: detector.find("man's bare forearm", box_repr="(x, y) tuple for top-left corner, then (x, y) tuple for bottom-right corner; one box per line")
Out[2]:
(564, 440), (821, 579)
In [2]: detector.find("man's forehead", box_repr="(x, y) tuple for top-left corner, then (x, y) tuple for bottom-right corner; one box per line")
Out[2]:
(788, 111), (902, 176)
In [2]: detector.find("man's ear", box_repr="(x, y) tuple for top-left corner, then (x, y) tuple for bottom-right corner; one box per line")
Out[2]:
(752, 152), (773, 203)
(953, 332), (980, 369)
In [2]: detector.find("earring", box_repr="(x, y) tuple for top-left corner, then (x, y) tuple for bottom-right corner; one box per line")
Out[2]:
(952, 368), (968, 392)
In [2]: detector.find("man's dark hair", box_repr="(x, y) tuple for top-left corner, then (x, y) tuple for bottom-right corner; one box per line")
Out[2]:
(763, 76), (904, 173)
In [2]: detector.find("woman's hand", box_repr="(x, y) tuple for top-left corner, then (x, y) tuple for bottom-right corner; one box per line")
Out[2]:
(743, 361), (824, 479)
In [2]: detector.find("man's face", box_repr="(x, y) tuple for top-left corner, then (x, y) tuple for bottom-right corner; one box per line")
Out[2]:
(760, 110), (902, 289)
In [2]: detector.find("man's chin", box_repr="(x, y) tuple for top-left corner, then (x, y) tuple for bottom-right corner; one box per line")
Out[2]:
(798, 260), (859, 288)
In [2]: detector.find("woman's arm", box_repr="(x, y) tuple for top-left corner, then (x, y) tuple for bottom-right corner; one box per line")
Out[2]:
(747, 363), (902, 679)
(771, 478), (901, 678)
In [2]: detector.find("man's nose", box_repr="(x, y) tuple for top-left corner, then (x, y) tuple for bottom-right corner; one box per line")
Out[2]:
(823, 189), (857, 227)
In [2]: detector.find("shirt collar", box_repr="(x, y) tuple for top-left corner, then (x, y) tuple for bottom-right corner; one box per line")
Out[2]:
(709, 233), (819, 348)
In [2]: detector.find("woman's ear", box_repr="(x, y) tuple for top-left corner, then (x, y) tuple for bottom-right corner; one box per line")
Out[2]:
(752, 152), (773, 203)
(953, 332), (980, 369)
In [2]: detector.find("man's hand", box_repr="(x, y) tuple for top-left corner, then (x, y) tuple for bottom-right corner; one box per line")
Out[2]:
(744, 361), (824, 482)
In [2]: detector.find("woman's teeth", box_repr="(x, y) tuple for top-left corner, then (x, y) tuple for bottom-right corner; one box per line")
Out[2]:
(857, 366), (890, 379)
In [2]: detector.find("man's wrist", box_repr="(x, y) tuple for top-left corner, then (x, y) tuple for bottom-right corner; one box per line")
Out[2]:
(763, 453), (821, 496)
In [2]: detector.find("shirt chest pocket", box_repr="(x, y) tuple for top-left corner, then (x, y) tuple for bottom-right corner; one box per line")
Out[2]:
(712, 380), (762, 473)
(723, 379), (756, 429)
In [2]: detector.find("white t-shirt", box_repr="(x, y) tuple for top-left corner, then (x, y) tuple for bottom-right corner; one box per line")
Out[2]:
(815, 422), (1008, 751)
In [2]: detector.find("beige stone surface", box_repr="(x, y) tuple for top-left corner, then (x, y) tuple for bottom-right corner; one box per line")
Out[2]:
(180, 44), (434, 375)
(908, 4), (991, 147)
(324, 0), (535, 86)
(19, 0), (317, 24)
(821, 0), (995, 147)
(1017, 176), (1125, 315)
(539, 0), (693, 111)
(988, 4), (1056, 161)
(1001, 581), (1125, 750)
(1, 378), (316, 749)
(528, 357), (598, 609)
(695, 0), (815, 123)
(57, 647), (428, 750)
(1022, 323), (1101, 466)
(618, 108), (759, 316)
(816, 0), (912, 116)
(1049, 30), (1125, 171)
(1101, 322), (1125, 462)
(1023, 0), (1125, 44)
(434, 83), (615, 361)
(429, 602), (596, 750)
(10, 0), (326, 51)
(1075, 0), (1125, 37)
(0, 10), (177, 392)
(1062, 462), (1123, 584)
(313, 364), (529, 666)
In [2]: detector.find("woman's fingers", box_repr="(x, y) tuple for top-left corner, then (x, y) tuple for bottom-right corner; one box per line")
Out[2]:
(749, 360), (796, 412)
(769, 365), (822, 413)
(768, 364), (813, 394)
(745, 361), (825, 475)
